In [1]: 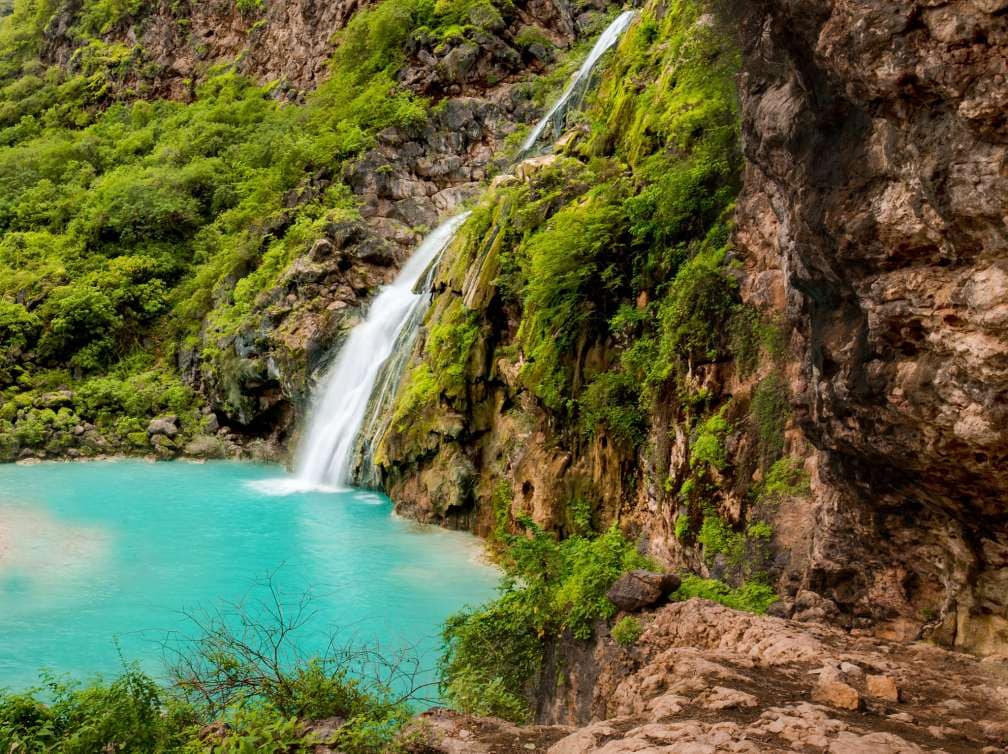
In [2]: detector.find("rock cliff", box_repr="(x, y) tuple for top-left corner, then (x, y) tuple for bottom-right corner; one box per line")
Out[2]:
(371, 0), (1008, 658)
(735, 0), (1008, 654)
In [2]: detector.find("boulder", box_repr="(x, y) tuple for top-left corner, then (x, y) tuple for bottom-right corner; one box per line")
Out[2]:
(36, 390), (74, 409)
(812, 668), (861, 711)
(147, 415), (178, 438)
(866, 674), (900, 702)
(197, 721), (231, 743)
(606, 570), (681, 612)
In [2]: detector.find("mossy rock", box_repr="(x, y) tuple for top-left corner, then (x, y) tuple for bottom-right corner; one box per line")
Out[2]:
(126, 431), (150, 448)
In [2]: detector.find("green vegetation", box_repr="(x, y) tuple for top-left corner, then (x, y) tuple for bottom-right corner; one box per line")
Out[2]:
(0, 0), (537, 457)
(392, 298), (480, 430)
(390, 0), (744, 461)
(752, 373), (789, 464)
(441, 521), (651, 721)
(690, 408), (730, 470)
(673, 574), (777, 614)
(0, 584), (421, 753)
(759, 456), (810, 501)
(729, 306), (786, 378)
(611, 615), (642, 646)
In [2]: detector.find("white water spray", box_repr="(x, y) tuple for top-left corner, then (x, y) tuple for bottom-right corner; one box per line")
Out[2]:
(519, 10), (637, 155)
(285, 213), (469, 490)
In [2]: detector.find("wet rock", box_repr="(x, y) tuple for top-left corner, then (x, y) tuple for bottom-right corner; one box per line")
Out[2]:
(183, 435), (227, 459)
(606, 570), (680, 612)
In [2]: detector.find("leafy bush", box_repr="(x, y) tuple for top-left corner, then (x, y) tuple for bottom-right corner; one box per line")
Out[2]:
(0, 299), (38, 351)
(0, 667), (195, 754)
(441, 523), (650, 720)
(611, 615), (642, 647)
(672, 574), (777, 614)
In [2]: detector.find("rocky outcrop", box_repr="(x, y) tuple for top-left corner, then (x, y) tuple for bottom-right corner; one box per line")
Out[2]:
(41, 0), (599, 102)
(406, 599), (1008, 752)
(43, 0), (365, 98)
(606, 570), (681, 612)
(375, 0), (1008, 658)
(733, 0), (1008, 653)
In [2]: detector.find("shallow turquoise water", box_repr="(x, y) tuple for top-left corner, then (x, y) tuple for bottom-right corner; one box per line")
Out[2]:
(0, 460), (498, 693)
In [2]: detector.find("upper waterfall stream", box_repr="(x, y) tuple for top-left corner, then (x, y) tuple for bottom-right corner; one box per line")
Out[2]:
(286, 11), (637, 490)
(519, 10), (637, 155)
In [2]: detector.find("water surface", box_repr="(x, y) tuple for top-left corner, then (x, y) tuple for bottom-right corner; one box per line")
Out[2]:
(0, 460), (498, 693)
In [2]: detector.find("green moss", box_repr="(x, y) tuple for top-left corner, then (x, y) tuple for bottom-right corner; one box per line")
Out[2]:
(611, 615), (642, 646)
(697, 509), (745, 566)
(672, 574), (777, 614)
(674, 514), (690, 540)
(690, 407), (730, 470)
(578, 369), (647, 448)
(752, 373), (789, 464)
(759, 457), (810, 501)
(516, 187), (628, 411)
(236, 0), (264, 15)
(729, 307), (788, 378)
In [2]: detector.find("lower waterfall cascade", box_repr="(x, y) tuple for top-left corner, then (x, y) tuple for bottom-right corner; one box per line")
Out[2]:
(292, 213), (471, 488)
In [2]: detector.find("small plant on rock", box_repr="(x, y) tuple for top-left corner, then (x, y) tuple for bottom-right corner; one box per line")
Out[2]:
(611, 615), (643, 647)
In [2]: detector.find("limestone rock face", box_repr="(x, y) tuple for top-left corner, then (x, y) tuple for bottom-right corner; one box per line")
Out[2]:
(734, 0), (1008, 652)
(404, 600), (1008, 753)
(146, 416), (178, 438)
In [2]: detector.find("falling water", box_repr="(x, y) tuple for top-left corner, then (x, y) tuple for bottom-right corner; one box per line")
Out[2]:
(292, 213), (470, 488)
(285, 10), (636, 491)
(518, 9), (637, 155)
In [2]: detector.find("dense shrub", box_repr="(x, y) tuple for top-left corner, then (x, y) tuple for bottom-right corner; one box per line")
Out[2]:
(441, 522), (651, 721)
(672, 574), (777, 614)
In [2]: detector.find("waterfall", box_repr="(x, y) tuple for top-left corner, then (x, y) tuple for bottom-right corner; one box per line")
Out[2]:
(518, 10), (637, 156)
(269, 10), (637, 493)
(290, 213), (470, 489)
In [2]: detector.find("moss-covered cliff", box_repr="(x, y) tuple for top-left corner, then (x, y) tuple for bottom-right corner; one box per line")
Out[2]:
(374, 0), (1008, 658)
(375, 0), (788, 613)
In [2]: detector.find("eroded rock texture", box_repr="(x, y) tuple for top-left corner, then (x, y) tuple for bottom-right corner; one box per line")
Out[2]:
(405, 599), (1008, 753)
(734, 0), (1008, 652)
(43, 0), (364, 97)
